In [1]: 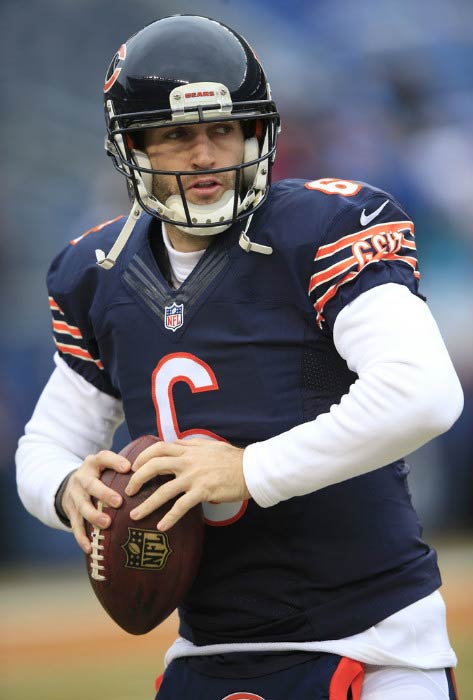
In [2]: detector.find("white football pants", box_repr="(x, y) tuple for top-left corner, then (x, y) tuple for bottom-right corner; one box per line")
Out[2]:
(361, 666), (455, 700)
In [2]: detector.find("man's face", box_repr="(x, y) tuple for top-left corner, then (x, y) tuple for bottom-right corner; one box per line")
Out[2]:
(143, 121), (245, 206)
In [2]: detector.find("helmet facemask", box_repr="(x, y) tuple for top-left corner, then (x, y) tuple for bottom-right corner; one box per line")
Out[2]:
(105, 81), (279, 237)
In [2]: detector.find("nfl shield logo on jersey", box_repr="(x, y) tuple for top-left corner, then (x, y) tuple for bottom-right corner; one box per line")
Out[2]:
(164, 302), (184, 332)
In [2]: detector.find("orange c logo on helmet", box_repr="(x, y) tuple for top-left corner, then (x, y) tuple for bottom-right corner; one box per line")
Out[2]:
(103, 44), (127, 93)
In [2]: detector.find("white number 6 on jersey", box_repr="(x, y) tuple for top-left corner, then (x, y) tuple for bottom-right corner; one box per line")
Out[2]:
(152, 352), (247, 526)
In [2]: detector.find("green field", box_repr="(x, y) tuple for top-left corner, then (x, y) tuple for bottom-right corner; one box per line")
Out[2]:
(2, 537), (472, 699)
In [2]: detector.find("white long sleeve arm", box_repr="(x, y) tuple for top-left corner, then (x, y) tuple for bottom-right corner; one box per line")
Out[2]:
(243, 283), (464, 507)
(16, 354), (125, 530)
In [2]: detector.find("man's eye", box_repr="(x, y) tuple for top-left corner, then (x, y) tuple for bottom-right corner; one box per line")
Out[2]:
(215, 124), (233, 134)
(166, 129), (186, 140)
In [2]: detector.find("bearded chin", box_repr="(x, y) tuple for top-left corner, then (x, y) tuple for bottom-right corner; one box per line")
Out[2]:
(152, 174), (174, 205)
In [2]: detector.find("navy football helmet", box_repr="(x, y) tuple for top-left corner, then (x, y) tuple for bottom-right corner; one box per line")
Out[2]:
(98, 15), (280, 267)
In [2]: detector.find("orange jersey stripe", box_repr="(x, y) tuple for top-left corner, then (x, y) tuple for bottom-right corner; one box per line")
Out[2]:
(309, 231), (417, 294)
(48, 297), (64, 314)
(52, 321), (83, 339)
(70, 215), (124, 246)
(55, 341), (104, 370)
(315, 221), (414, 261)
(314, 253), (419, 316)
(310, 254), (357, 293)
(310, 240), (418, 294)
(315, 271), (357, 315)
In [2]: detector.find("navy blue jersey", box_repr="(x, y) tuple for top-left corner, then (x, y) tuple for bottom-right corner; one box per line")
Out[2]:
(47, 178), (439, 644)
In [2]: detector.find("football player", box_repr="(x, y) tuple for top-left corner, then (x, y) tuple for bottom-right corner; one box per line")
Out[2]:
(16, 14), (463, 700)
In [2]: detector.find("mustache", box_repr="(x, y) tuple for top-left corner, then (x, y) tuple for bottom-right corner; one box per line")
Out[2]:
(151, 171), (242, 200)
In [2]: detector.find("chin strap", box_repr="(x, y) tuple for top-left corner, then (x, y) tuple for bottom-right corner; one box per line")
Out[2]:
(238, 214), (273, 255)
(95, 202), (272, 270)
(95, 202), (142, 269)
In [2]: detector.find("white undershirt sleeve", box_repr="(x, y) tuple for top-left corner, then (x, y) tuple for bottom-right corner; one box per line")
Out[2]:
(15, 354), (125, 530)
(243, 283), (464, 508)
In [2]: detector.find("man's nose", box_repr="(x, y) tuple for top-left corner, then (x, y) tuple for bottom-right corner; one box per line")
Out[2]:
(190, 134), (216, 169)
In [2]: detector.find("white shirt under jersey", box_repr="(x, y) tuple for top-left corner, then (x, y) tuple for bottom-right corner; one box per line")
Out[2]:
(16, 223), (463, 670)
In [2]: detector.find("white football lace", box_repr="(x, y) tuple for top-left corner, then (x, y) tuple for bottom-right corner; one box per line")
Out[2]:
(89, 502), (106, 581)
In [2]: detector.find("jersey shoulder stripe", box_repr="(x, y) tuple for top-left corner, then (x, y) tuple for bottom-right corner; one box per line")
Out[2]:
(308, 211), (419, 328)
(52, 320), (83, 339)
(69, 215), (124, 246)
(315, 220), (414, 260)
(309, 221), (415, 293)
(48, 296), (64, 313)
(49, 294), (104, 371)
(53, 341), (104, 370)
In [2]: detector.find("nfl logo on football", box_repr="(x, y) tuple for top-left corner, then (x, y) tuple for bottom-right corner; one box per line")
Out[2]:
(164, 302), (184, 332)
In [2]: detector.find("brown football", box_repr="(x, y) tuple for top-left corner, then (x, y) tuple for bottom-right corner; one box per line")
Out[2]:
(85, 435), (204, 635)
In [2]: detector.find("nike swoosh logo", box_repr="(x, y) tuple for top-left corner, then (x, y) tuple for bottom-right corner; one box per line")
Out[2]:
(360, 199), (389, 226)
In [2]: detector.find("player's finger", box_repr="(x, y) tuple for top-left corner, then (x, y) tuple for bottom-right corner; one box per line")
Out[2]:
(90, 450), (131, 473)
(129, 477), (184, 520)
(132, 441), (184, 470)
(74, 490), (111, 530)
(156, 491), (202, 532)
(70, 509), (92, 554)
(126, 457), (178, 494)
(86, 478), (124, 509)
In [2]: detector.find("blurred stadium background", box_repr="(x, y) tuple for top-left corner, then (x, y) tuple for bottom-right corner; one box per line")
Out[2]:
(1, 0), (472, 698)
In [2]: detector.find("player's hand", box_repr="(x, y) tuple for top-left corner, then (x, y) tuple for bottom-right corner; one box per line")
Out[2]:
(125, 438), (250, 531)
(62, 451), (131, 553)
